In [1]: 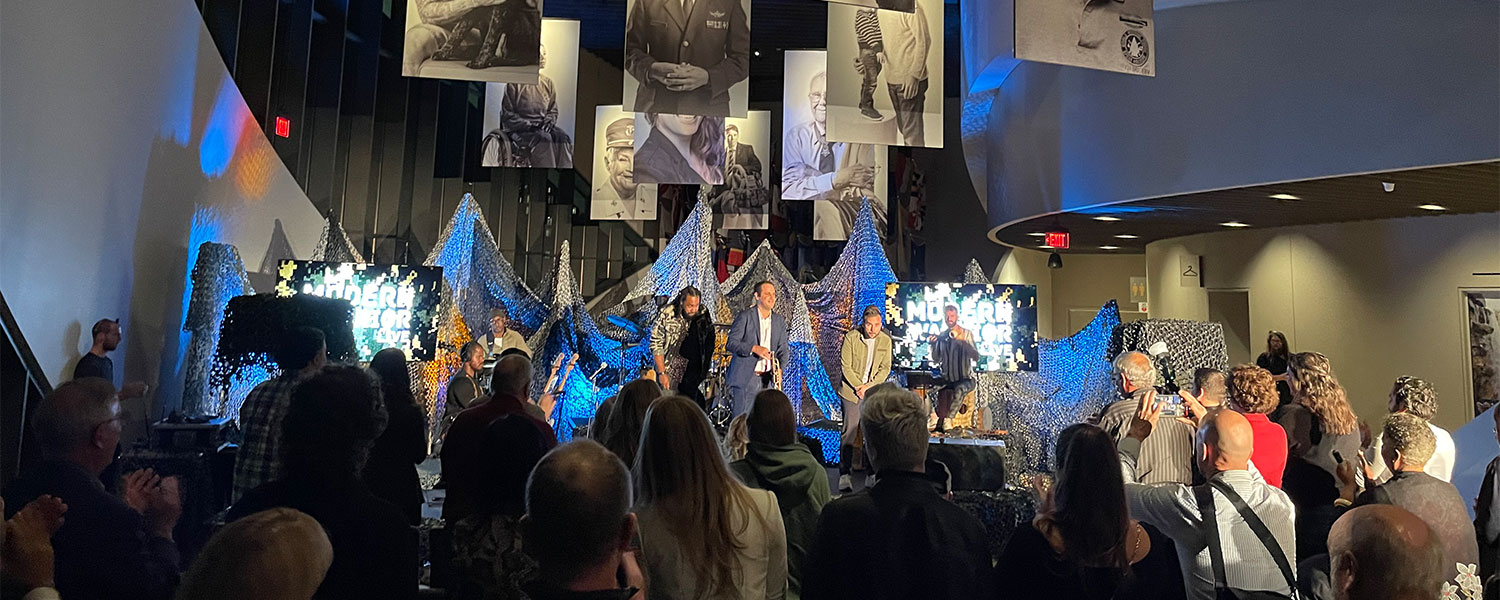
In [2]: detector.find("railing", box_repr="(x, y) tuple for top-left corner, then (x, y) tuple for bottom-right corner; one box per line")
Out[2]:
(0, 289), (51, 487)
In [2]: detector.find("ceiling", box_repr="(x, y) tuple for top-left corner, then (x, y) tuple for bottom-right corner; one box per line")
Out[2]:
(991, 161), (1500, 254)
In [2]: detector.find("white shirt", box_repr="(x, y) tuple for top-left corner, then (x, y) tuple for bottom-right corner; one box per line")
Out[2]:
(862, 336), (878, 382)
(756, 311), (772, 373)
(1364, 420), (1456, 482)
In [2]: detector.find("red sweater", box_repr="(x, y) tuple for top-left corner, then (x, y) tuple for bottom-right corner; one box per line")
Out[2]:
(1243, 411), (1288, 488)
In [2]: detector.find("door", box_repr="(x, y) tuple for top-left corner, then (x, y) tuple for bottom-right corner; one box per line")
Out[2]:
(1207, 290), (1251, 366)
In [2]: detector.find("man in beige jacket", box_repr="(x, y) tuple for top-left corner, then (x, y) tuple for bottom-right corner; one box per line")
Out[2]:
(838, 306), (892, 492)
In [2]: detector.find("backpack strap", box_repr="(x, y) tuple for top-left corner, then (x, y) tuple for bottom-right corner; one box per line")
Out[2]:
(1194, 484), (1230, 590)
(1210, 479), (1298, 596)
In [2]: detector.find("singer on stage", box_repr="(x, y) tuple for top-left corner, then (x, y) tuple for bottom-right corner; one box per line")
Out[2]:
(649, 286), (716, 410)
(726, 281), (790, 417)
(927, 305), (978, 432)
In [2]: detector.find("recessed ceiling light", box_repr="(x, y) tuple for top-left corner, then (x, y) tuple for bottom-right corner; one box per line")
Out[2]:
(1418, 204), (1446, 211)
(1028, 232), (1048, 237)
(1093, 216), (1121, 222)
(1221, 221), (1250, 228)
(753, 50), (762, 57)
(1100, 245), (1120, 250)
(1269, 193), (1300, 201)
(1114, 234), (1139, 239)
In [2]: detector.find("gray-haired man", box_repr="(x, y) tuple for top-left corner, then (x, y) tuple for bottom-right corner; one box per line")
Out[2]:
(1094, 351), (1195, 485)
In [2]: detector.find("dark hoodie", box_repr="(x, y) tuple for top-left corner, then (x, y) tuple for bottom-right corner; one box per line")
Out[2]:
(731, 442), (833, 600)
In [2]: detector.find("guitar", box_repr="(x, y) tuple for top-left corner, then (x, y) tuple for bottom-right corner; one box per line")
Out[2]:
(540, 354), (578, 425)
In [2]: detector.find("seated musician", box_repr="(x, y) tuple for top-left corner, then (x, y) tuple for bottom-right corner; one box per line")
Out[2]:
(926, 305), (978, 433)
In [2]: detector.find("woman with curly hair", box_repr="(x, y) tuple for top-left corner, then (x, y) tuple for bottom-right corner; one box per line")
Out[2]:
(634, 113), (726, 185)
(1227, 365), (1288, 488)
(1363, 376), (1456, 483)
(1276, 351), (1362, 560)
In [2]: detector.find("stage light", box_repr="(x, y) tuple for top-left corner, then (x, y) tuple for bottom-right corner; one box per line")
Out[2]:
(1044, 231), (1070, 249)
(1114, 234), (1138, 239)
(1047, 252), (1063, 269)
(1099, 245), (1120, 250)
(1269, 193), (1299, 200)
(1418, 204), (1446, 211)
(274, 116), (291, 138)
(1093, 216), (1121, 222)
(1221, 221), (1250, 228)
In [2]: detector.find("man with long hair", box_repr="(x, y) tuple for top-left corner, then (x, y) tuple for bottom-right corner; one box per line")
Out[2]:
(649, 286), (715, 409)
(725, 281), (790, 417)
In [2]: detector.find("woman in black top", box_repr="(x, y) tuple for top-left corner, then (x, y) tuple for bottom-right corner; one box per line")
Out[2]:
(364, 348), (430, 525)
(994, 424), (1184, 600)
(1256, 331), (1293, 413)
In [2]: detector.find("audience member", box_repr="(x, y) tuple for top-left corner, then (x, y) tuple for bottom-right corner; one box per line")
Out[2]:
(1363, 376), (1455, 483)
(1328, 505), (1445, 600)
(451, 414), (552, 600)
(442, 354), (557, 523)
(0, 495), (67, 600)
(597, 379), (662, 470)
(1277, 352), (1359, 560)
(1120, 396), (1298, 599)
(364, 348), (430, 525)
(1227, 365), (1288, 488)
(802, 383), (991, 600)
(72, 318), (149, 400)
(4, 378), (182, 600)
(591, 395), (617, 442)
(1257, 331), (1293, 412)
(1475, 406), (1500, 579)
(522, 441), (646, 600)
(634, 395), (788, 599)
(1096, 352), (1194, 485)
(1335, 413), (1477, 582)
(727, 413), (750, 461)
(1191, 368), (1226, 408)
(174, 508), (332, 600)
(440, 341), (488, 440)
(994, 423), (1184, 600)
(232, 326), (328, 502)
(731, 390), (832, 600)
(228, 366), (416, 600)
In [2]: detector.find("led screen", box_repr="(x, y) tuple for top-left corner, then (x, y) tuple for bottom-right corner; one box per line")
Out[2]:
(883, 282), (1039, 373)
(276, 261), (443, 361)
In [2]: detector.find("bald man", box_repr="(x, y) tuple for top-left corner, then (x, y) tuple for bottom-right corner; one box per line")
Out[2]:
(522, 440), (645, 599)
(1328, 505), (1445, 600)
(1122, 396), (1297, 599)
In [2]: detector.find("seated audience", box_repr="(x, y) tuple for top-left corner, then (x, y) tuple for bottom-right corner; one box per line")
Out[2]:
(1096, 352), (1194, 485)
(0, 495), (67, 600)
(634, 395), (788, 599)
(1227, 365), (1288, 488)
(1329, 505), (1445, 600)
(233, 326), (327, 502)
(597, 379), (662, 470)
(364, 348), (430, 525)
(731, 390), (832, 600)
(1277, 351), (1359, 560)
(1363, 376), (1455, 483)
(1335, 413), (1477, 583)
(175, 508), (332, 600)
(1120, 396), (1298, 599)
(450, 414), (552, 600)
(802, 383), (991, 600)
(1475, 406), (1500, 579)
(442, 354), (557, 523)
(995, 423), (1185, 600)
(228, 366), (416, 600)
(522, 440), (646, 600)
(4, 378), (182, 600)
(1191, 368), (1227, 408)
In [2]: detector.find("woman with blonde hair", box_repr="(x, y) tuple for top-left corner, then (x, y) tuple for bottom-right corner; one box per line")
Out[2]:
(1277, 351), (1362, 560)
(176, 508), (333, 600)
(634, 395), (788, 599)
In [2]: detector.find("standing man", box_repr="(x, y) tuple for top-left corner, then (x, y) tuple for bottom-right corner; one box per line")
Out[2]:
(487, 306), (530, 358)
(74, 318), (148, 399)
(725, 281), (790, 418)
(837, 306), (892, 492)
(232, 326), (327, 502)
(649, 286), (715, 410)
(926, 305), (977, 432)
(594, 118), (651, 220)
(1095, 351), (1195, 485)
(440, 341), (488, 442)
(878, 0), (931, 146)
(623, 0), (749, 117)
(783, 72), (877, 201)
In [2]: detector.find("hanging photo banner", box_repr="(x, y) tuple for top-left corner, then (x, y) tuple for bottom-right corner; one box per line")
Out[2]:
(591, 105), (659, 221)
(632, 113), (727, 186)
(622, 0), (750, 118)
(713, 110), (772, 230)
(780, 50), (889, 205)
(402, 0), (543, 84)
(275, 261), (444, 361)
(819, 0), (914, 14)
(480, 19), (580, 169)
(826, 0), (944, 148)
(1014, 0), (1154, 77)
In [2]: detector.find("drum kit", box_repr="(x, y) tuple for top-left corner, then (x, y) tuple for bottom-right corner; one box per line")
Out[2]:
(697, 323), (735, 430)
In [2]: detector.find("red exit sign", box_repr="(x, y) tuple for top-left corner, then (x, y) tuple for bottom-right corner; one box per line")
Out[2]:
(274, 116), (291, 138)
(1045, 231), (1070, 249)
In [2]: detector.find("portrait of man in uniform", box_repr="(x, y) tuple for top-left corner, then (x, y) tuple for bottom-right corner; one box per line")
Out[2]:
(623, 0), (751, 117)
(591, 109), (659, 221)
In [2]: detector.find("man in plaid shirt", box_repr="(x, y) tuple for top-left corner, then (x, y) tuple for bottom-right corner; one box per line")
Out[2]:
(232, 326), (328, 502)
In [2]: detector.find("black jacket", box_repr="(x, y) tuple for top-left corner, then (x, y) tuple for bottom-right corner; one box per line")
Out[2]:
(1477, 456), (1500, 579)
(624, 0), (748, 116)
(801, 470), (991, 600)
(3, 460), (180, 600)
(363, 400), (429, 525)
(1357, 470), (1479, 582)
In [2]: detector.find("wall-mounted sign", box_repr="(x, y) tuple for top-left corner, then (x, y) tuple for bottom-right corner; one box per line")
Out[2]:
(1179, 254), (1202, 288)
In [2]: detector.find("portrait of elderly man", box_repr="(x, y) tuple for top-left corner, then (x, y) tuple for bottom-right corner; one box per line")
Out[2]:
(592, 117), (655, 220)
(782, 71), (880, 202)
(481, 44), (574, 168)
(623, 0), (749, 117)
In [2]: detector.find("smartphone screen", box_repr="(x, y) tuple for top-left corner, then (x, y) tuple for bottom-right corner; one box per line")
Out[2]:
(1158, 394), (1184, 418)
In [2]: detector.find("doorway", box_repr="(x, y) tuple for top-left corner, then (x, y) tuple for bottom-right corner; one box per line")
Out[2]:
(1207, 290), (1252, 366)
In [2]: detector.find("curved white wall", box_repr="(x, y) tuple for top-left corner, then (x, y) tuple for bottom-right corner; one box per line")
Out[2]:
(976, 0), (1499, 233)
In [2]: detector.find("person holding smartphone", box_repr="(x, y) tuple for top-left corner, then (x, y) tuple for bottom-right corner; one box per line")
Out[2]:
(1093, 351), (1195, 485)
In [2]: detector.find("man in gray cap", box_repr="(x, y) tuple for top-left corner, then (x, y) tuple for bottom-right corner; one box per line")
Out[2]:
(593, 118), (653, 220)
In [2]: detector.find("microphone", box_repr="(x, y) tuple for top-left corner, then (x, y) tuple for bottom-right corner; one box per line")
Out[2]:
(589, 363), (608, 381)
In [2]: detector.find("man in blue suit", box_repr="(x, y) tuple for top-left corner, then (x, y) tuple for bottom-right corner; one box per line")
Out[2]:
(726, 280), (790, 417)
